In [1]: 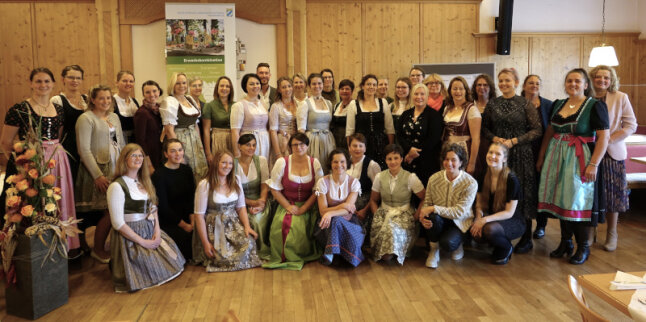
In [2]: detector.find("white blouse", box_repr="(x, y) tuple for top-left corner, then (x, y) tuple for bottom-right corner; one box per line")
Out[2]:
(345, 98), (395, 136)
(444, 105), (481, 123)
(235, 156), (269, 184)
(266, 155), (324, 190)
(371, 170), (424, 194)
(268, 102), (296, 131)
(295, 97), (333, 132)
(314, 175), (361, 200)
(347, 155), (381, 182)
(113, 94), (139, 117)
(160, 96), (200, 126)
(51, 93), (87, 110)
(107, 176), (149, 230)
(193, 178), (246, 215)
(230, 99), (268, 129)
(391, 101), (409, 116)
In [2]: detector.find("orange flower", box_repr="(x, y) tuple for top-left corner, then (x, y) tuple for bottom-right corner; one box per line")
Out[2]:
(23, 149), (36, 159)
(53, 187), (61, 195)
(48, 159), (56, 169)
(16, 179), (29, 191)
(25, 188), (38, 198)
(7, 213), (23, 223)
(6, 195), (21, 208)
(7, 174), (24, 184)
(28, 168), (39, 179)
(13, 142), (24, 153)
(42, 174), (56, 186)
(20, 205), (34, 217)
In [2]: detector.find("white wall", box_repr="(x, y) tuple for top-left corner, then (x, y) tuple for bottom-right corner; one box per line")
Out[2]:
(131, 18), (276, 102)
(479, 0), (643, 36)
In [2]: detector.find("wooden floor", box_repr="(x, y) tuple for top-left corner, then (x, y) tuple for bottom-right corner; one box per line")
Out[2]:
(2, 193), (646, 321)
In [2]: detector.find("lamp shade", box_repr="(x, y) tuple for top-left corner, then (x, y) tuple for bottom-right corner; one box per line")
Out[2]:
(588, 45), (619, 67)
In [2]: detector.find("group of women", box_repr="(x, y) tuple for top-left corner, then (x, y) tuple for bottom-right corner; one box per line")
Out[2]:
(0, 63), (635, 292)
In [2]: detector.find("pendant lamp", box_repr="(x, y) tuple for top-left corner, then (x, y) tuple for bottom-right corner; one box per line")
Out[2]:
(588, 0), (619, 67)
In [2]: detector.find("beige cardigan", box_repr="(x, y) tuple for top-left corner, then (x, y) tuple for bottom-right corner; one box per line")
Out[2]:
(423, 170), (477, 233)
(604, 91), (637, 160)
(76, 110), (125, 179)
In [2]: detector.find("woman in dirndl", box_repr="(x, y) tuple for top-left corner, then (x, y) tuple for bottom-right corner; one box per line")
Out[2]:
(0, 67), (80, 253)
(269, 76), (299, 169)
(203, 76), (234, 165)
(537, 68), (609, 265)
(193, 150), (262, 272)
(314, 149), (364, 267)
(160, 72), (208, 182)
(231, 73), (271, 160)
(107, 143), (185, 292)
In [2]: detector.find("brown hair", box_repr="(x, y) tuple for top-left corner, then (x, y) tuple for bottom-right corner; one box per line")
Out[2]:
(392, 77), (412, 112)
(446, 76), (473, 111)
(520, 74), (542, 97)
(116, 70), (134, 82)
(480, 142), (510, 213)
(348, 133), (366, 145)
(275, 76), (294, 102)
(471, 74), (497, 101)
(113, 143), (158, 205)
(213, 76), (234, 103)
(87, 84), (113, 112)
(205, 150), (241, 198)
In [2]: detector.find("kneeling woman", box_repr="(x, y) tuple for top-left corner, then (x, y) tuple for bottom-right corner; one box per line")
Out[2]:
(193, 151), (262, 272)
(264, 133), (324, 270)
(470, 142), (525, 265)
(315, 149), (364, 267)
(419, 143), (477, 268)
(107, 144), (185, 293)
(235, 134), (272, 259)
(369, 144), (426, 265)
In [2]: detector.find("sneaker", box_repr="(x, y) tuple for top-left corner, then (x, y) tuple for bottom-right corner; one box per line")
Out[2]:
(425, 242), (440, 268)
(451, 244), (464, 260)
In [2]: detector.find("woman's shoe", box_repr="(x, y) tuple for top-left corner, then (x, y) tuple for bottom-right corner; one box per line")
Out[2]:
(568, 245), (590, 265)
(91, 250), (110, 264)
(532, 227), (545, 239)
(514, 238), (533, 254)
(549, 239), (574, 258)
(492, 247), (513, 265)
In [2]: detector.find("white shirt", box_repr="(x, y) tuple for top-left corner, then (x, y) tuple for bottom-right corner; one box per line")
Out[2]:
(160, 96), (200, 126)
(113, 94), (139, 117)
(391, 101), (409, 116)
(193, 178), (246, 215)
(235, 156), (269, 184)
(296, 97), (332, 132)
(347, 155), (380, 182)
(444, 105), (481, 123)
(107, 176), (149, 230)
(259, 87), (272, 109)
(314, 175), (361, 199)
(230, 99), (268, 129)
(371, 170), (424, 194)
(266, 156), (324, 190)
(345, 98), (395, 136)
(51, 93), (87, 110)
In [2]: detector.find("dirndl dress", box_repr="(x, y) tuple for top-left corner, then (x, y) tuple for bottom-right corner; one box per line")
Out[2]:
(263, 156), (323, 270)
(268, 101), (297, 168)
(203, 99), (233, 159)
(313, 175), (365, 267)
(371, 169), (419, 265)
(298, 97), (336, 172)
(109, 177), (185, 293)
(232, 99), (271, 160)
(192, 180), (262, 272)
(353, 99), (390, 169)
(538, 97), (609, 224)
(173, 98), (208, 182)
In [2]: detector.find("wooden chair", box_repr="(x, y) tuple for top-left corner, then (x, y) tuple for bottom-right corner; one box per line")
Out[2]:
(567, 275), (610, 322)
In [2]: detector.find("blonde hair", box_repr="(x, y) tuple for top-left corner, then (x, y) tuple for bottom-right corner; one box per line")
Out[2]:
(113, 143), (158, 205)
(205, 150), (241, 198)
(479, 142), (510, 214)
(87, 84), (114, 112)
(589, 65), (619, 93)
(167, 72), (188, 96)
(411, 83), (429, 99)
(423, 73), (448, 97)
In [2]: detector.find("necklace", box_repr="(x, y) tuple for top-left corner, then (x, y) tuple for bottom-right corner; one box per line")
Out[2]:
(568, 104), (576, 109)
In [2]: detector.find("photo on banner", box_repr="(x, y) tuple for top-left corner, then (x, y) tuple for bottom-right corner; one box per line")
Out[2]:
(165, 3), (236, 102)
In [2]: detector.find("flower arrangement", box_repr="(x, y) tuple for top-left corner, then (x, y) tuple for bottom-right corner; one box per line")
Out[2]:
(0, 109), (81, 285)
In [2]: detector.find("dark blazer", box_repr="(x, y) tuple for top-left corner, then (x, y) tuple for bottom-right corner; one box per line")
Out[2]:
(396, 106), (444, 184)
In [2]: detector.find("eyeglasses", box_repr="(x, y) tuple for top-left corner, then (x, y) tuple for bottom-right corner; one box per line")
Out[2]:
(291, 142), (307, 148)
(427, 82), (441, 86)
(129, 154), (144, 159)
(65, 76), (82, 81)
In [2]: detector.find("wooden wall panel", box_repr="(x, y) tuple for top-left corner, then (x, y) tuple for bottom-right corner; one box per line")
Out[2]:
(306, 3), (362, 82)
(33, 3), (101, 94)
(637, 40), (646, 124)
(0, 3), (34, 126)
(530, 36), (581, 100)
(421, 3), (477, 64)
(363, 3), (420, 89)
(476, 35), (530, 84)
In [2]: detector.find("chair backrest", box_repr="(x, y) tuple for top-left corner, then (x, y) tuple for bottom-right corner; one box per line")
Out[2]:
(567, 275), (610, 322)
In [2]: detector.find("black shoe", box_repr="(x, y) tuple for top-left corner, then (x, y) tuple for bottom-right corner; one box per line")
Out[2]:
(550, 239), (574, 258)
(533, 227), (545, 239)
(569, 245), (590, 265)
(514, 238), (533, 254)
(492, 247), (513, 265)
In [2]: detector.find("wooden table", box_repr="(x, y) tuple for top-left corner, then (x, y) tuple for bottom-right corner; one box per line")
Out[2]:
(578, 271), (646, 317)
(631, 157), (646, 165)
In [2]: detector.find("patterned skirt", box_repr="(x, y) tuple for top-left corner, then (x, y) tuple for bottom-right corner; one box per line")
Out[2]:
(262, 201), (322, 270)
(110, 219), (186, 293)
(176, 124), (208, 183)
(600, 154), (629, 213)
(192, 201), (262, 272)
(314, 214), (365, 267)
(370, 204), (417, 265)
(306, 129), (336, 173)
(75, 141), (118, 213)
(210, 127), (232, 159)
(247, 202), (273, 260)
(43, 140), (79, 250)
